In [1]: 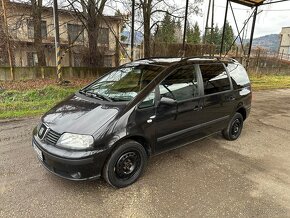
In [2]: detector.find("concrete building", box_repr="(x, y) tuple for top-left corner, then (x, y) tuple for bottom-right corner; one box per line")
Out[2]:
(279, 27), (290, 55)
(1, 1), (123, 67)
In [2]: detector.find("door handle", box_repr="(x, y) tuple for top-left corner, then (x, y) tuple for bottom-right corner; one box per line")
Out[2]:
(147, 115), (156, 123)
(228, 96), (236, 101)
(193, 106), (203, 111)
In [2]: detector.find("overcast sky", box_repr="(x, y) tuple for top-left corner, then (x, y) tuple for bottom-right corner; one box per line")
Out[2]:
(105, 0), (290, 39)
(183, 0), (290, 38)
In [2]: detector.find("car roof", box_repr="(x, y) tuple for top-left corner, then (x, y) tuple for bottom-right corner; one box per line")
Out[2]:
(128, 56), (238, 67)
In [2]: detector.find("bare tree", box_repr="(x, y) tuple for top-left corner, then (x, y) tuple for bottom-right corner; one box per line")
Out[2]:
(66, 0), (108, 67)
(31, 0), (46, 66)
(0, 2), (8, 66)
(1, 0), (14, 79)
(117, 0), (202, 58)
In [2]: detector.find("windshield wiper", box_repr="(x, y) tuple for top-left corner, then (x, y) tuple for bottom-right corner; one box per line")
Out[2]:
(79, 90), (112, 102)
(110, 97), (130, 102)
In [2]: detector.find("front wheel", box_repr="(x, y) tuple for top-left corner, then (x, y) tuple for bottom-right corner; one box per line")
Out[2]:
(222, 113), (244, 141)
(102, 140), (147, 188)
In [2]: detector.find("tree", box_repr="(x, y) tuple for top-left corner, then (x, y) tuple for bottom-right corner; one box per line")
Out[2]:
(115, 9), (127, 42)
(155, 12), (177, 43)
(221, 21), (235, 53)
(212, 24), (220, 45)
(139, 0), (152, 58)
(135, 0), (201, 57)
(187, 22), (200, 44)
(31, 0), (46, 66)
(67, 0), (108, 67)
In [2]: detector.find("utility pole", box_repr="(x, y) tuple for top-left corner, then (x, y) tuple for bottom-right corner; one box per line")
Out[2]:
(182, 0), (189, 57)
(131, 0), (135, 61)
(220, 0), (229, 56)
(53, 0), (61, 82)
(203, 0), (212, 44)
(210, 0), (214, 44)
(1, 0), (14, 80)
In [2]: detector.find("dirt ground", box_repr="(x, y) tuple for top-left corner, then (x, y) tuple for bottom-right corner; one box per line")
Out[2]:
(1, 89), (290, 218)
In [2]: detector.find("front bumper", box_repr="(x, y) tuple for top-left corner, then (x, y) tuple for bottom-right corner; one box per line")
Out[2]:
(32, 134), (108, 181)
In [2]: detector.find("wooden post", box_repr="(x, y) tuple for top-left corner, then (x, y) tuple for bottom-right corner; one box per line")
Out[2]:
(1, 0), (14, 80)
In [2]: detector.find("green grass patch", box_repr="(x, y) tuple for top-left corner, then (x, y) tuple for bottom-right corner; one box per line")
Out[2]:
(250, 75), (290, 90)
(0, 85), (79, 119)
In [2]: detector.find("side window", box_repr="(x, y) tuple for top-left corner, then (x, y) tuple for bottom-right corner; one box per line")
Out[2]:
(159, 66), (199, 101)
(200, 64), (231, 95)
(227, 63), (250, 89)
(139, 90), (155, 109)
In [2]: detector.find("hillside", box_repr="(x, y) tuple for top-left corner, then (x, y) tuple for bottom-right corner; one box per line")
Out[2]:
(121, 31), (143, 45)
(248, 34), (280, 52)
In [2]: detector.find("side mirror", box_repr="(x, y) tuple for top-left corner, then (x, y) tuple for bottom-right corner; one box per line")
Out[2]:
(159, 96), (176, 105)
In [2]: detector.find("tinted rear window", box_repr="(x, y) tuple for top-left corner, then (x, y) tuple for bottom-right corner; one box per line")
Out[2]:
(200, 64), (231, 95)
(227, 63), (250, 89)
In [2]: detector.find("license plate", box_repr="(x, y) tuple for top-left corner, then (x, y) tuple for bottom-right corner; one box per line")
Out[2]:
(33, 143), (43, 161)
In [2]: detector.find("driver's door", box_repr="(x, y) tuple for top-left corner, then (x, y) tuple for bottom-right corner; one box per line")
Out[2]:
(155, 65), (204, 153)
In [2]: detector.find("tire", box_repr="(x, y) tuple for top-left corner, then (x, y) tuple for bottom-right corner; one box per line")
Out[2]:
(102, 140), (147, 188)
(222, 113), (244, 141)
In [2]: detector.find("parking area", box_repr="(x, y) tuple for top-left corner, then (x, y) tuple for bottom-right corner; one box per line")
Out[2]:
(1, 89), (290, 217)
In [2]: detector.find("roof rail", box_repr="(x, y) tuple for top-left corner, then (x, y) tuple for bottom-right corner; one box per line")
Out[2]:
(133, 56), (237, 64)
(180, 56), (236, 62)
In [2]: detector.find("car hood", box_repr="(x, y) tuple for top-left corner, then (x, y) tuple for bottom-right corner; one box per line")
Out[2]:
(42, 93), (123, 135)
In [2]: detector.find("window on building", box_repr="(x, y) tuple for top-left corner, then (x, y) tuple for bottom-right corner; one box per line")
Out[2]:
(73, 53), (83, 67)
(98, 28), (109, 44)
(27, 20), (47, 39)
(27, 52), (38, 66)
(199, 64), (231, 95)
(10, 23), (20, 38)
(67, 24), (84, 43)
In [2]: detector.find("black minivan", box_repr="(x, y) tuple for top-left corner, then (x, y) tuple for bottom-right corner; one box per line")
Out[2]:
(32, 57), (251, 188)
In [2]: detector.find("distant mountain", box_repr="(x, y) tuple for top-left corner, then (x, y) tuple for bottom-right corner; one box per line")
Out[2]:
(245, 34), (280, 52)
(121, 31), (143, 45)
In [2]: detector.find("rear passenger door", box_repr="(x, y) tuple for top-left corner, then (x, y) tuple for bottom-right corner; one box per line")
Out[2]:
(198, 63), (235, 134)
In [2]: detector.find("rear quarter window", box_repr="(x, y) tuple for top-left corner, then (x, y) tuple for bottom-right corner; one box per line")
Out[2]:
(200, 63), (231, 95)
(227, 63), (250, 89)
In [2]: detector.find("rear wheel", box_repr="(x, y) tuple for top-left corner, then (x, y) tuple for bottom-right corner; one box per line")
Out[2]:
(102, 140), (147, 188)
(222, 113), (244, 141)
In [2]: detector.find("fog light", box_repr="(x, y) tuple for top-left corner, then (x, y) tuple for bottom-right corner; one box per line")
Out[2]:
(71, 172), (81, 179)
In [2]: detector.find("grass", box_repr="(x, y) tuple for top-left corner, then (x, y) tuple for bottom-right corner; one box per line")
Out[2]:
(0, 85), (79, 119)
(0, 75), (290, 119)
(250, 75), (290, 90)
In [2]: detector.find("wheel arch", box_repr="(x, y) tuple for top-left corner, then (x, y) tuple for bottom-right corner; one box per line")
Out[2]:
(109, 134), (152, 158)
(236, 106), (247, 121)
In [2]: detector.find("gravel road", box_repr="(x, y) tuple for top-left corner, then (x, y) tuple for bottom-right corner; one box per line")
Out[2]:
(1, 89), (290, 218)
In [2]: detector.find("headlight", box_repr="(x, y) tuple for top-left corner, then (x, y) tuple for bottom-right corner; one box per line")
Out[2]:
(56, 133), (94, 150)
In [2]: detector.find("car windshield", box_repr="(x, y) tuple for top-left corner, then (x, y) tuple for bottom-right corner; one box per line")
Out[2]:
(80, 64), (164, 102)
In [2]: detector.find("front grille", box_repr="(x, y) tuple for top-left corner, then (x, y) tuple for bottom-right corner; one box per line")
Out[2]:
(44, 129), (61, 145)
